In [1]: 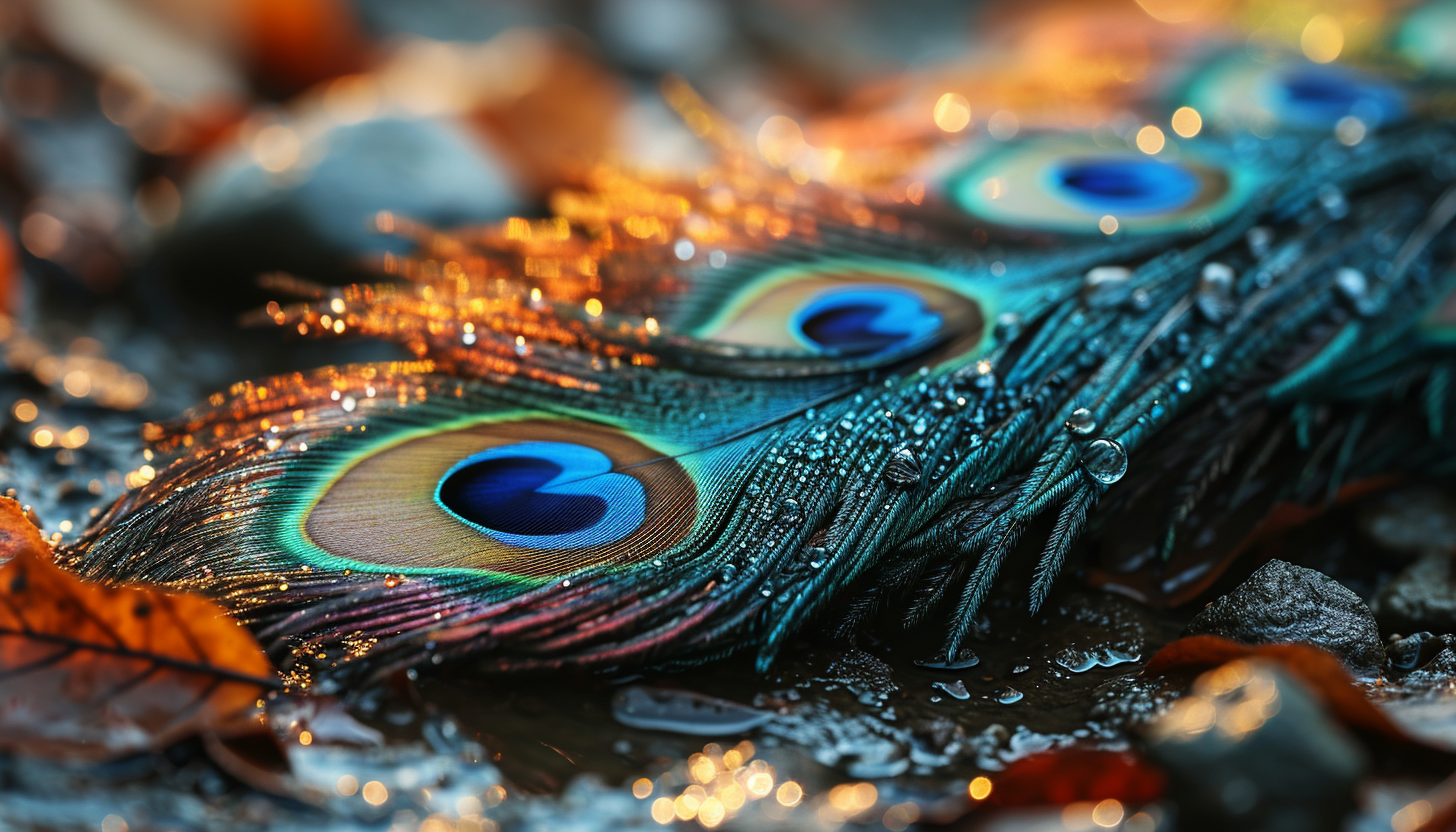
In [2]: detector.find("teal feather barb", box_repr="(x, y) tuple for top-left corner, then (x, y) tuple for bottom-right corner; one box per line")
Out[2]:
(61, 108), (1456, 684)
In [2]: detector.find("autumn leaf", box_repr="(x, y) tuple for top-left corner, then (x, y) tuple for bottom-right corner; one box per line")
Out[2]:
(982, 749), (1166, 807)
(1143, 635), (1456, 759)
(0, 497), (280, 759)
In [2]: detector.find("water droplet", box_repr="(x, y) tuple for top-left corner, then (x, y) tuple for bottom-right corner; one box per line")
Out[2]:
(993, 686), (1023, 705)
(995, 312), (1023, 338)
(1081, 438), (1128, 485)
(931, 680), (971, 700)
(1335, 267), (1367, 299)
(884, 445), (923, 488)
(1318, 184), (1348, 219)
(1196, 262), (1237, 323)
(1055, 646), (1142, 673)
(778, 498), (802, 522)
(1054, 647), (1098, 673)
(1334, 267), (1377, 315)
(1246, 226), (1273, 257)
(915, 648), (980, 670)
(1064, 407), (1097, 436)
(1082, 265), (1132, 307)
(612, 686), (773, 735)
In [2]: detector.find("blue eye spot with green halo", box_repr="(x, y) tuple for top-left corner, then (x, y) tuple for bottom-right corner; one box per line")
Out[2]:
(1271, 64), (1406, 128)
(296, 416), (696, 580)
(948, 138), (1258, 235)
(677, 259), (991, 369)
(1043, 157), (1200, 216)
(790, 285), (943, 355)
(436, 441), (646, 549)
(1184, 55), (1408, 132)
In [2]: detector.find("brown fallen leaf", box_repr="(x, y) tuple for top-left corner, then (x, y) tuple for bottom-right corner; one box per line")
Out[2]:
(1144, 634), (1456, 768)
(0, 497), (280, 759)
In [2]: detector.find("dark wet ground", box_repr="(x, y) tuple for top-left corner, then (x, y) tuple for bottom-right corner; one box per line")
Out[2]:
(4, 297), (1456, 832)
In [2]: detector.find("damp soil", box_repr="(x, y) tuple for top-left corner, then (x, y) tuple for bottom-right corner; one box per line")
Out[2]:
(3, 311), (1456, 832)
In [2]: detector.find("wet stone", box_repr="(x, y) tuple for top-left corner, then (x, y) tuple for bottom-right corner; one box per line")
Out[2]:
(1184, 560), (1385, 676)
(1371, 552), (1456, 637)
(1146, 661), (1366, 832)
(1360, 489), (1456, 554)
(1401, 647), (1456, 688)
(1384, 631), (1453, 674)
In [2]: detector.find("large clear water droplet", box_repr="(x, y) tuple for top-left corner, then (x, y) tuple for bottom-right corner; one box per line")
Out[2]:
(883, 445), (923, 487)
(778, 498), (802, 523)
(1065, 407), (1097, 436)
(1082, 438), (1128, 485)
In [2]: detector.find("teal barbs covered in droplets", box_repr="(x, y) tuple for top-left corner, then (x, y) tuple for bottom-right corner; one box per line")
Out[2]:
(59, 48), (1456, 682)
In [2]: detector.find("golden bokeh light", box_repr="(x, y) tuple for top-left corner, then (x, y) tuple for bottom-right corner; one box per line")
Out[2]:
(933, 92), (972, 132)
(361, 780), (388, 806)
(1301, 14), (1344, 63)
(1092, 798), (1125, 828)
(1136, 125), (1165, 154)
(1171, 106), (1202, 138)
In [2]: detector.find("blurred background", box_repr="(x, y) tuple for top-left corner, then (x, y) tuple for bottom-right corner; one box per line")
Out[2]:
(0, 0), (1436, 624)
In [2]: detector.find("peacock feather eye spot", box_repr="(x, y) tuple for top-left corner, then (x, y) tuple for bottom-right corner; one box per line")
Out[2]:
(1186, 56), (1408, 132)
(949, 138), (1256, 235)
(790, 285), (943, 355)
(298, 418), (695, 580)
(677, 259), (988, 369)
(1272, 65), (1406, 128)
(435, 442), (646, 548)
(1044, 157), (1200, 216)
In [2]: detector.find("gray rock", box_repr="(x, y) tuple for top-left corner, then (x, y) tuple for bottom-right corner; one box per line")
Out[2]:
(1372, 552), (1456, 637)
(1404, 647), (1456, 687)
(1146, 661), (1367, 832)
(1185, 560), (1384, 675)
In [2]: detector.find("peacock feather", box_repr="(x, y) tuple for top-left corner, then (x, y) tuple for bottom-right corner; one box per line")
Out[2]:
(58, 50), (1456, 685)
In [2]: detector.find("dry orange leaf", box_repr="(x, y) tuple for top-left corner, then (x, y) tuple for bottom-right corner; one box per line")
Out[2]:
(0, 498), (279, 759)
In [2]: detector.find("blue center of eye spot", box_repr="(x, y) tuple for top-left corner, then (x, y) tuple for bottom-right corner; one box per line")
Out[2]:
(1046, 157), (1201, 216)
(1272, 66), (1406, 128)
(435, 441), (646, 549)
(791, 285), (942, 355)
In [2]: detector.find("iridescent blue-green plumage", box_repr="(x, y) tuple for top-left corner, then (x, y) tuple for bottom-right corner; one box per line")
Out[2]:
(60, 57), (1456, 683)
